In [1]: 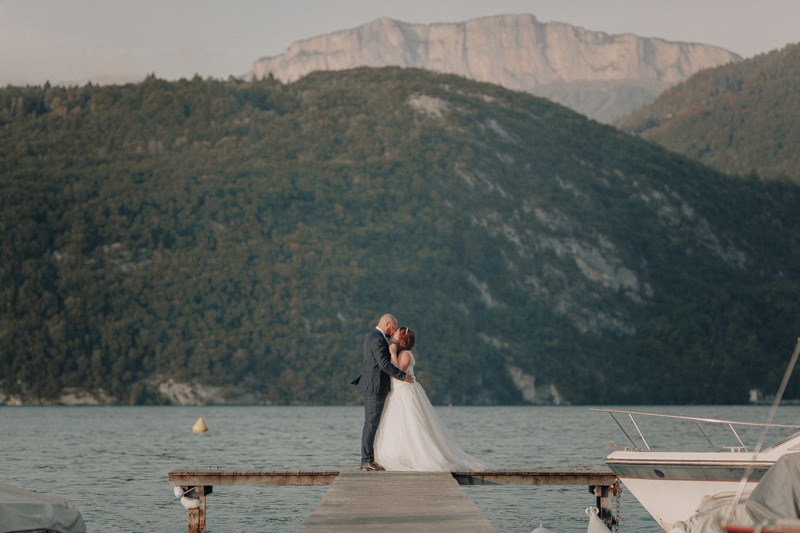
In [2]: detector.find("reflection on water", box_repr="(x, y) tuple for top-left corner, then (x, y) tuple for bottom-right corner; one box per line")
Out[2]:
(1, 405), (797, 532)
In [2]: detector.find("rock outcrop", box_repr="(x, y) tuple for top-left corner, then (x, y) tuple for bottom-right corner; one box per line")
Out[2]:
(249, 14), (741, 123)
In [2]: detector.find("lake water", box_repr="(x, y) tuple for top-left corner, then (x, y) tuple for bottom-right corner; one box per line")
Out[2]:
(2, 405), (798, 532)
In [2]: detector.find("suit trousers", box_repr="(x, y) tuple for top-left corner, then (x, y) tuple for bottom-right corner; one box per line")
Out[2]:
(361, 392), (387, 464)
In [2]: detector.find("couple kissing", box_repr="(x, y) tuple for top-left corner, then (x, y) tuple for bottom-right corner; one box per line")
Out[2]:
(351, 314), (489, 472)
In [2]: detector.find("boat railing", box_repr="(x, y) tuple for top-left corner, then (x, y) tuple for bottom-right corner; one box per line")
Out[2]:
(590, 408), (800, 452)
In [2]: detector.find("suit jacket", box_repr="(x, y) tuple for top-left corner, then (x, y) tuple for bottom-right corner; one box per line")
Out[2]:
(351, 328), (407, 394)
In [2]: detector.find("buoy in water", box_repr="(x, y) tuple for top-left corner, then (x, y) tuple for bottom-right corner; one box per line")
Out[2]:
(180, 496), (202, 510)
(532, 523), (551, 533)
(192, 417), (208, 433)
(586, 507), (612, 533)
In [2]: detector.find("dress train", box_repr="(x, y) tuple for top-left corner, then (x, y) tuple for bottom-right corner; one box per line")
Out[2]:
(374, 353), (490, 471)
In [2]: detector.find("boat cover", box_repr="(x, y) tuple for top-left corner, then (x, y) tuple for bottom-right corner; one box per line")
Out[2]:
(0, 482), (86, 533)
(670, 452), (800, 533)
(745, 451), (800, 522)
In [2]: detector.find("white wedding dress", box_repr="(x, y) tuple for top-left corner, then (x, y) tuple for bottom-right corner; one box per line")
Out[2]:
(374, 352), (490, 471)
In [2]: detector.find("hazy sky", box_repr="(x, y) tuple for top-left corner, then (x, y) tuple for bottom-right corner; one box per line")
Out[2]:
(1, 0), (798, 86)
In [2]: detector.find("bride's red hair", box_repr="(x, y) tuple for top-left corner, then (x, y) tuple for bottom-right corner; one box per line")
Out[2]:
(397, 327), (415, 351)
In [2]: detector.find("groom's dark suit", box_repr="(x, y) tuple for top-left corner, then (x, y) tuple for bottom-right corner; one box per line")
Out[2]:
(352, 328), (408, 465)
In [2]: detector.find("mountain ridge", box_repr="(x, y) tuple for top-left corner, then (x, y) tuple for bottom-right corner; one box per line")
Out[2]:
(250, 14), (741, 122)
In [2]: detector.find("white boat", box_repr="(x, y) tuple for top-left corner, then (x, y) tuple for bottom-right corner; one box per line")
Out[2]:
(592, 408), (800, 531)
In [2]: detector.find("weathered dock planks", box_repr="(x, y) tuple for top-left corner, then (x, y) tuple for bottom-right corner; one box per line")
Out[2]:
(297, 471), (497, 532)
(168, 468), (617, 487)
(168, 469), (619, 533)
(169, 469), (339, 486)
(453, 470), (617, 486)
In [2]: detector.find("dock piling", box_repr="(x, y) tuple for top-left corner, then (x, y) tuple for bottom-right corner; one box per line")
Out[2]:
(591, 482), (620, 529)
(181, 485), (212, 533)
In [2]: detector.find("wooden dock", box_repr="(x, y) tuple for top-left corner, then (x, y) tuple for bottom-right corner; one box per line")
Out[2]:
(168, 469), (619, 533)
(298, 472), (495, 532)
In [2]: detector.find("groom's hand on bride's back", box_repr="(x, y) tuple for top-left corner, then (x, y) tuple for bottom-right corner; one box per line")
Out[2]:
(404, 374), (414, 383)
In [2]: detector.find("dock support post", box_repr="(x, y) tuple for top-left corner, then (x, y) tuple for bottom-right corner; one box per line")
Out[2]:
(591, 483), (617, 529)
(185, 485), (212, 533)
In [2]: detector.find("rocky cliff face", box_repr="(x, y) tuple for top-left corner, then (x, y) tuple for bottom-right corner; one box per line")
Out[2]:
(249, 14), (741, 123)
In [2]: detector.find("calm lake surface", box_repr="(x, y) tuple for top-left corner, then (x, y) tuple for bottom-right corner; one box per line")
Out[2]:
(2, 405), (798, 532)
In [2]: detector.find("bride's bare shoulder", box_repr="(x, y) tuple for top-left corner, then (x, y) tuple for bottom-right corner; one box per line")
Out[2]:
(400, 350), (415, 362)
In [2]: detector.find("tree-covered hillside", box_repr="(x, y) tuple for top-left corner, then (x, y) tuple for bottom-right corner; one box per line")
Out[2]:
(1, 68), (799, 405)
(616, 42), (800, 185)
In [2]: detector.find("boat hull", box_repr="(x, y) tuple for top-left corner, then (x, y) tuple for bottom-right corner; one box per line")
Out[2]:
(616, 476), (759, 530)
(607, 455), (772, 530)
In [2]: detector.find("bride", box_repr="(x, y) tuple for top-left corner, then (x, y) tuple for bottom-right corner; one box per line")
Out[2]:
(374, 327), (490, 471)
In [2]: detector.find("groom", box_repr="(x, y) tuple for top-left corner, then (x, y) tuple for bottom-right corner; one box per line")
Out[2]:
(352, 313), (413, 471)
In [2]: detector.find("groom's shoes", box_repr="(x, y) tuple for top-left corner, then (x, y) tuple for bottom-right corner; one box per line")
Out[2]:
(360, 460), (385, 471)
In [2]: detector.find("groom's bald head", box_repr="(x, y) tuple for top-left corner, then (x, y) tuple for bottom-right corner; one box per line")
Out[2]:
(377, 314), (398, 337)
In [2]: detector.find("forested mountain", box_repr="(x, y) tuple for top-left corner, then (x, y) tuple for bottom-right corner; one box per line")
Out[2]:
(617, 42), (800, 184)
(1, 68), (799, 406)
